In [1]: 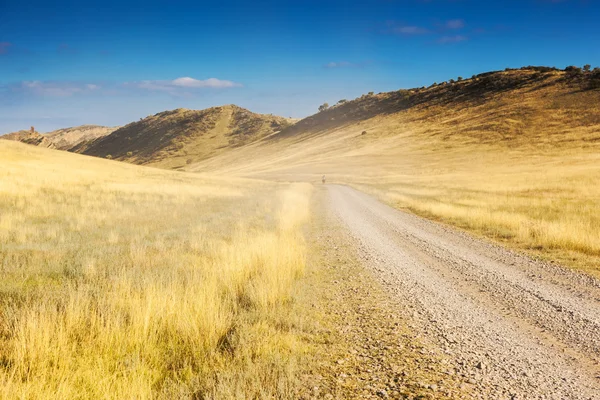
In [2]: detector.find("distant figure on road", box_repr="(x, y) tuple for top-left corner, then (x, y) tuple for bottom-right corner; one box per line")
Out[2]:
(322, 175), (326, 184)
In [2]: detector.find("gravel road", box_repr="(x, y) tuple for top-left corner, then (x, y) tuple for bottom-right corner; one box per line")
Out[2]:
(326, 184), (600, 399)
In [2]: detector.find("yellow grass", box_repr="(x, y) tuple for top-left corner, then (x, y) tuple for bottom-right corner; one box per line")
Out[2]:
(348, 150), (600, 277)
(0, 141), (312, 399)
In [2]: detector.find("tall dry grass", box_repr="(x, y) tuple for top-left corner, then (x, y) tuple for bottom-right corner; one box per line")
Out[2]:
(349, 149), (600, 276)
(0, 141), (312, 399)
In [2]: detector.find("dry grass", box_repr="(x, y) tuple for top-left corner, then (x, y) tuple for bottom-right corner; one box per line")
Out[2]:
(190, 71), (600, 276)
(348, 150), (600, 277)
(0, 141), (312, 399)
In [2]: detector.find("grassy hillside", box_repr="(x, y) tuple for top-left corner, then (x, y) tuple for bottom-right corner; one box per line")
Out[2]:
(277, 66), (600, 146)
(81, 105), (294, 169)
(0, 125), (116, 151)
(0, 140), (312, 398)
(189, 67), (600, 276)
(46, 124), (117, 150)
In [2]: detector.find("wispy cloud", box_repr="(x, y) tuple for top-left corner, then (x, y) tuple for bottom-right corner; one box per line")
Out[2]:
(4, 76), (241, 98)
(172, 77), (240, 88)
(390, 24), (430, 35)
(0, 42), (12, 55)
(438, 35), (468, 44)
(18, 81), (101, 96)
(127, 77), (242, 94)
(445, 19), (465, 29)
(324, 61), (373, 69)
(384, 19), (469, 42)
(382, 20), (431, 35)
(324, 61), (352, 68)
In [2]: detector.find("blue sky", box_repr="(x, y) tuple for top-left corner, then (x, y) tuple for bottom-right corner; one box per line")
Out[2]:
(1, 0), (598, 132)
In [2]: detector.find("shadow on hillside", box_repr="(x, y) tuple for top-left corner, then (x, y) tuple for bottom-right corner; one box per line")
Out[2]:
(270, 68), (599, 142)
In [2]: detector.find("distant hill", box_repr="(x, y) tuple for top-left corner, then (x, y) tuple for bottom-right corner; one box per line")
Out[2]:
(0, 129), (56, 149)
(80, 105), (295, 169)
(46, 125), (117, 150)
(0, 125), (116, 151)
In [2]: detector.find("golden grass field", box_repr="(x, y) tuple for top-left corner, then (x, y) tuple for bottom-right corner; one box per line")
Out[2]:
(191, 70), (600, 277)
(0, 140), (312, 399)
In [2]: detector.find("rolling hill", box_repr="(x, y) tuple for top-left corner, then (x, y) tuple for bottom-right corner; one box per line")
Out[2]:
(0, 125), (116, 151)
(190, 67), (600, 175)
(79, 105), (295, 169)
(46, 125), (118, 150)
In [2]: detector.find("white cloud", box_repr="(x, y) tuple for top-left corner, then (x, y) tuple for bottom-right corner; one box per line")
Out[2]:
(129, 77), (242, 93)
(7, 77), (240, 98)
(172, 77), (239, 88)
(20, 81), (101, 96)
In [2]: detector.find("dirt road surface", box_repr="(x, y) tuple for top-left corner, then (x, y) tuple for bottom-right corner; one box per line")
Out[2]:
(325, 184), (600, 399)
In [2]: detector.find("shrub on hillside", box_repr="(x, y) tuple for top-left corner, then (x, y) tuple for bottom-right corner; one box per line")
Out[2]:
(318, 103), (329, 112)
(565, 66), (583, 77)
(520, 66), (559, 73)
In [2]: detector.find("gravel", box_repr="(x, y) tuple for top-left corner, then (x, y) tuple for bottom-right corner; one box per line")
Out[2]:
(298, 197), (469, 399)
(327, 184), (600, 399)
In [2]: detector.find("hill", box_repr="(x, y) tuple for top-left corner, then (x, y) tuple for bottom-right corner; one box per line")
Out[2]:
(0, 125), (116, 151)
(80, 105), (294, 169)
(188, 66), (600, 276)
(46, 125), (117, 150)
(275, 66), (600, 146)
(0, 129), (56, 149)
(191, 67), (600, 174)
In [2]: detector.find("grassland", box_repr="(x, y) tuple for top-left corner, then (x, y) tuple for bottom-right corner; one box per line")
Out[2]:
(0, 141), (312, 399)
(190, 69), (600, 277)
(349, 150), (600, 277)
